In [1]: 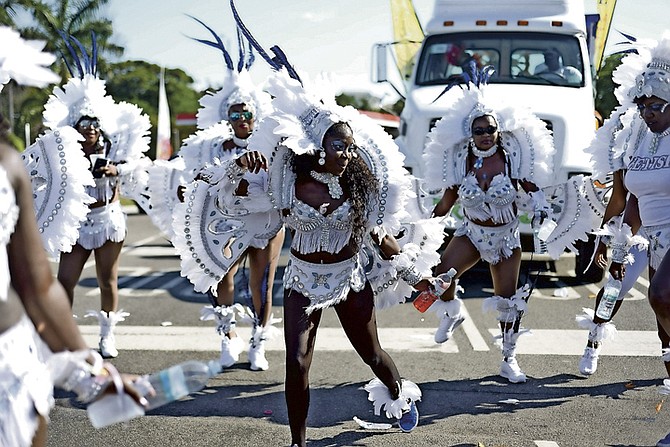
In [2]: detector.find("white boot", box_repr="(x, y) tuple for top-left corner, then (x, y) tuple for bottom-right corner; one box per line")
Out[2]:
(500, 328), (527, 383)
(430, 283), (466, 344)
(575, 308), (617, 376)
(200, 304), (245, 368)
(248, 314), (282, 371)
(85, 309), (130, 358)
(248, 330), (268, 371)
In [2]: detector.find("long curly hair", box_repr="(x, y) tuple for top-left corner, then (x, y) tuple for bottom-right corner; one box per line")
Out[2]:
(291, 122), (378, 251)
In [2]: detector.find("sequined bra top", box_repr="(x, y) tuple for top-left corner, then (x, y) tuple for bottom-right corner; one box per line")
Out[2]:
(284, 197), (353, 255)
(458, 172), (517, 224)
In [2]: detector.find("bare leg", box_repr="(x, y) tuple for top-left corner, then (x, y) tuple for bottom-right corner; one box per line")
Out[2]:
(31, 414), (47, 447)
(435, 235), (481, 300)
(649, 261), (670, 376)
(490, 247), (522, 334)
(284, 290), (321, 447)
(93, 239), (124, 312)
(247, 228), (285, 325)
(335, 283), (402, 398)
(215, 261), (240, 338)
(57, 244), (92, 306)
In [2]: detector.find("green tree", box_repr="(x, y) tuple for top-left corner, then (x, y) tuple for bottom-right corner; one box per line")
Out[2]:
(105, 61), (202, 158)
(595, 53), (625, 121)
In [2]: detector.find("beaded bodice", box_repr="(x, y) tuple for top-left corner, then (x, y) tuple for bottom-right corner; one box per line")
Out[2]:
(284, 198), (353, 254)
(458, 172), (516, 224)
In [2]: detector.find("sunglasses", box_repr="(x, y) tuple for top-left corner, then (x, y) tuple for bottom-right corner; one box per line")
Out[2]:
(472, 125), (498, 136)
(637, 102), (669, 114)
(76, 118), (100, 129)
(229, 111), (253, 122)
(330, 140), (358, 154)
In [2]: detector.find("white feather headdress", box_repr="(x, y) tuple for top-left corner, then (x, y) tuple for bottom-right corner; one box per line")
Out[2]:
(423, 66), (554, 191)
(188, 16), (271, 130)
(0, 26), (59, 92)
(628, 31), (670, 103)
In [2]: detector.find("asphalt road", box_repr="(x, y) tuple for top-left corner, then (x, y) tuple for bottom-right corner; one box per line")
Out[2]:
(46, 210), (670, 447)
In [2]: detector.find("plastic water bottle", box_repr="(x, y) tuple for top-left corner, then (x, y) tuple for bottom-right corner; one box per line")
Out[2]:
(413, 268), (457, 313)
(532, 213), (556, 254)
(595, 275), (622, 320)
(137, 360), (222, 410)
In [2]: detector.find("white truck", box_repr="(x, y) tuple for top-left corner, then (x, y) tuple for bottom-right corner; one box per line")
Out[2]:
(374, 0), (602, 280)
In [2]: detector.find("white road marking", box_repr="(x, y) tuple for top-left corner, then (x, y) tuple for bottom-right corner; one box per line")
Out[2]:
(487, 328), (661, 356)
(460, 305), (490, 351)
(78, 324), (661, 356)
(534, 441), (560, 447)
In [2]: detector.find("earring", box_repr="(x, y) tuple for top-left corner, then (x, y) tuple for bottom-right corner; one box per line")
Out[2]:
(318, 150), (326, 165)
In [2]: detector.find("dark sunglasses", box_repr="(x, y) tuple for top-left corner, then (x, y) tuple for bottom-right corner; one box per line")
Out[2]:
(330, 140), (358, 154)
(637, 102), (669, 114)
(76, 118), (100, 129)
(472, 125), (498, 136)
(229, 111), (253, 122)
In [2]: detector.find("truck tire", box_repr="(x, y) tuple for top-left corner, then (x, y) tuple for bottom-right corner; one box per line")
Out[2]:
(574, 236), (604, 283)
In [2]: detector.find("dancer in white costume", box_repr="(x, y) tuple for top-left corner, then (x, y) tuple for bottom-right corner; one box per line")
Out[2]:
(575, 45), (654, 376)
(0, 27), (142, 447)
(42, 34), (152, 358)
(601, 32), (670, 447)
(227, 3), (444, 443)
(171, 20), (284, 371)
(423, 63), (602, 383)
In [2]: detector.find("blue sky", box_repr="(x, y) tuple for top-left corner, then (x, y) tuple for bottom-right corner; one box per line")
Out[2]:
(106, 0), (669, 102)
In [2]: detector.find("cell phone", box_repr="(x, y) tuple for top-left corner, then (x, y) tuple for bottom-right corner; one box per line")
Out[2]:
(91, 156), (110, 178)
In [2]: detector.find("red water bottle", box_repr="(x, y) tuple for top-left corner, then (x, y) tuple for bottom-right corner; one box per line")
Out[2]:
(413, 268), (457, 313)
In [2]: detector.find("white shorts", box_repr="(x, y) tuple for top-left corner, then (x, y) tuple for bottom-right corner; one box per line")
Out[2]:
(283, 254), (366, 314)
(454, 218), (521, 265)
(644, 223), (670, 271)
(0, 315), (53, 447)
(77, 201), (126, 250)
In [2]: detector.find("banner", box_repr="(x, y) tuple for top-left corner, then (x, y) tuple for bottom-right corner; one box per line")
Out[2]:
(156, 67), (172, 160)
(593, 0), (618, 72)
(390, 0), (424, 81)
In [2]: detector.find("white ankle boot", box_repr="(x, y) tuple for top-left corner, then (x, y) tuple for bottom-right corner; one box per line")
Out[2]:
(431, 297), (465, 343)
(575, 308), (617, 376)
(200, 304), (245, 368)
(579, 346), (600, 375)
(500, 357), (526, 383)
(220, 335), (245, 368)
(85, 309), (129, 358)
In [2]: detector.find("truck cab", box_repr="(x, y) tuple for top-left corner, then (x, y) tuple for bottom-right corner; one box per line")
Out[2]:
(375, 0), (601, 279)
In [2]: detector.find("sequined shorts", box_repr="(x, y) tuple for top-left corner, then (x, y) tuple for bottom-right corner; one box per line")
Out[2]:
(454, 218), (521, 265)
(644, 223), (670, 270)
(283, 254), (366, 314)
(0, 315), (53, 447)
(77, 201), (126, 250)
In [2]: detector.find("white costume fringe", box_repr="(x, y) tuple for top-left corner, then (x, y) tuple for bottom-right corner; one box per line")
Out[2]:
(200, 304), (245, 336)
(575, 308), (618, 341)
(364, 378), (422, 420)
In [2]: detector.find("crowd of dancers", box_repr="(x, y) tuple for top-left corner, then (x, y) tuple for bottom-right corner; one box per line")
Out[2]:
(3, 3), (670, 446)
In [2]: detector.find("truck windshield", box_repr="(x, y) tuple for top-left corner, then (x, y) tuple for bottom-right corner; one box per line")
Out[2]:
(415, 32), (585, 88)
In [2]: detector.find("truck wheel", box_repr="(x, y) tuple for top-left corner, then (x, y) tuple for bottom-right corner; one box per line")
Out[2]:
(574, 236), (604, 283)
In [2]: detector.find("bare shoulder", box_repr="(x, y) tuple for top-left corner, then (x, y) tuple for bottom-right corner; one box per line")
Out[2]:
(0, 142), (28, 189)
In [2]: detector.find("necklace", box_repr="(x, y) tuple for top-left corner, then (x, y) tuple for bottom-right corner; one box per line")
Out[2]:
(471, 146), (497, 169)
(649, 128), (670, 155)
(232, 135), (248, 148)
(310, 170), (343, 199)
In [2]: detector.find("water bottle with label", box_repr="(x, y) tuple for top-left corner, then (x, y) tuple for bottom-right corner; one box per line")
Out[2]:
(136, 360), (222, 410)
(595, 275), (622, 320)
(413, 268), (457, 313)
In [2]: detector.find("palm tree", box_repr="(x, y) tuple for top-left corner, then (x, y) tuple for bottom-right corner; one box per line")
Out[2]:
(7, 0), (125, 142)
(18, 0), (121, 78)
(0, 0), (24, 26)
